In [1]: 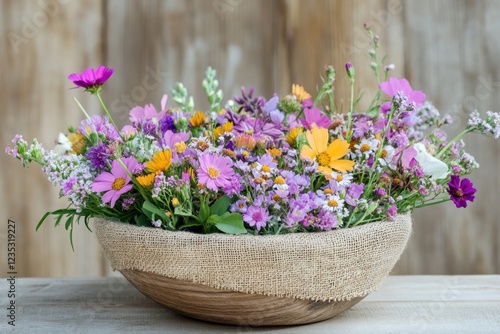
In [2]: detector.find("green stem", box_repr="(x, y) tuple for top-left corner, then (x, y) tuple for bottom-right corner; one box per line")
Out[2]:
(345, 78), (355, 142)
(436, 128), (473, 158)
(73, 97), (91, 120)
(414, 197), (450, 209)
(96, 92), (124, 141)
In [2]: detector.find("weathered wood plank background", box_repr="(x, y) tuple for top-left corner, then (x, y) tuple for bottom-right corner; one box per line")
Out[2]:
(1, 0), (499, 277)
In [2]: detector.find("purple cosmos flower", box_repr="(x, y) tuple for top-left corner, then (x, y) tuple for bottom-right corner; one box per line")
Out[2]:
(243, 205), (270, 231)
(380, 77), (426, 107)
(300, 107), (330, 130)
(197, 153), (235, 192)
(86, 143), (109, 170)
(68, 66), (113, 93)
(234, 86), (266, 114)
(91, 157), (138, 208)
(447, 175), (477, 208)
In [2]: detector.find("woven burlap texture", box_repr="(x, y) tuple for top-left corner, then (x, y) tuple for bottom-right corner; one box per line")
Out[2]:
(94, 214), (412, 302)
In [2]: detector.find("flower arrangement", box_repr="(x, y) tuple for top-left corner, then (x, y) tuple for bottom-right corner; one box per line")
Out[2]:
(6, 32), (500, 249)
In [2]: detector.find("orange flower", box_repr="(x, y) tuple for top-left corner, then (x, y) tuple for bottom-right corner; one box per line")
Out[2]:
(214, 121), (233, 138)
(136, 173), (155, 187)
(146, 150), (172, 173)
(300, 127), (354, 175)
(189, 111), (206, 127)
(68, 132), (85, 154)
(292, 84), (311, 102)
(286, 127), (303, 146)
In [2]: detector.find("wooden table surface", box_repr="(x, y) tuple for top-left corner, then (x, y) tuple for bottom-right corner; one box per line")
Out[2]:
(1, 275), (499, 333)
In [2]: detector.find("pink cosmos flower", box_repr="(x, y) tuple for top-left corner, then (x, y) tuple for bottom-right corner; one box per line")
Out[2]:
(380, 77), (426, 107)
(196, 152), (235, 192)
(91, 157), (138, 208)
(68, 66), (114, 93)
(300, 107), (331, 130)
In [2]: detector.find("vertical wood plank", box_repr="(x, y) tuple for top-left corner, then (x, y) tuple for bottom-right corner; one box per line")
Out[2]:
(105, 0), (276, 129)
(0, 0), (107, 277)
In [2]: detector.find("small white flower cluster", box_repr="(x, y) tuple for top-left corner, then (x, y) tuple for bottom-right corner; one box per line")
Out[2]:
(468, 110), (500, 138)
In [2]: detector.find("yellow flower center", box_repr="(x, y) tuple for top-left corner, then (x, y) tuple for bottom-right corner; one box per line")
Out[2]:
(261, 165), (271, 173)
(208, 167), (219, 179)
(272, 194), (281, 202)
(323, 188), (333, 195)
(112, 177), (126, 191)
(336, 174), (343, 182)
(327, 199), (338, 207)
(381, 149), (388, 158)
(174, 142), (187, 153)
(238, 202), (245, 208)
(360, 144), (371, 153)
(317, 152), (331, 167)
(274, 176), (286, 185)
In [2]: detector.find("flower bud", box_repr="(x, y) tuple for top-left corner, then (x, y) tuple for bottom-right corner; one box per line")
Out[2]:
(345, 62), (355, 80)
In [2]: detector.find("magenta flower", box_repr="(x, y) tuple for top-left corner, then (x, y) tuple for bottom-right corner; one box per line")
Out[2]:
(300, 107), (330, 130)
(243, 205), (270, 231)
(196, 153), (235, 192)
(380, 77), (426, 107)
(91, 157), (138, 208)
(447, 175), (477, 208)
(68, 66), (114, 93)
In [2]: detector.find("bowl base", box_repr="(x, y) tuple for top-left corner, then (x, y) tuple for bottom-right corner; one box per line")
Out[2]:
(121, 269), (365, 326)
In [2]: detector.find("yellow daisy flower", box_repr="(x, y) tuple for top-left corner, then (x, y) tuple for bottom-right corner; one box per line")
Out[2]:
(300, 127), (354, 175)
(286, 127), (303, 146)
(292, 84), (311, 102)
(190, 111), (206, 127)
(146, 149), (172, 173)
(136, 173), (155, 187)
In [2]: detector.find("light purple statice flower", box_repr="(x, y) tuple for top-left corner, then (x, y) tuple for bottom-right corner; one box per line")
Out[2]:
(447, 175), (477, 208)
(243, 205), (270, 231)
(91, 157), (138, 208)
(68, 65), (113, 93)
(197, 152), (235, 192)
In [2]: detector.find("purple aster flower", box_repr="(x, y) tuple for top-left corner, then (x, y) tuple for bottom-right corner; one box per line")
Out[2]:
(380, 77), (426, 107)
(447, 175), (477, 208)
(86, 144), (109, 170)
(79, 115), (121, 142)
(197, 152), (235, 192)
(68, 66), (113, 94)
(243, 205), (270, 231)
(299, 107), (331, 130)
(91, 157), (138, 208)
(231, 199), (248, 214)
(263, 95), (279, 115)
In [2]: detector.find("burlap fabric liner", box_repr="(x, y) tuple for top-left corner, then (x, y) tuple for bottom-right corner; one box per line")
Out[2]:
(94, 213), (412, 302)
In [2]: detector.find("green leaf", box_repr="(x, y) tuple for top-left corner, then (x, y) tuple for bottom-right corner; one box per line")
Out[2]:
(69, 226), (74, 252)
(135, 214), (152, 227)
(199, 200), (210, 223)
(36, 211), (51, 231)
(64, 215), (74, 231)
(179, 219), (203, 229)
(210, 195), (231, 216)
(174, 207), (193, 217)
(208, 213), (247, 235)
(142, 201), (170, 223)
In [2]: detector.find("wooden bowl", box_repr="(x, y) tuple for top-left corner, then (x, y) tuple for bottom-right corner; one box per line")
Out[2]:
(120, 269), (365, 326)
